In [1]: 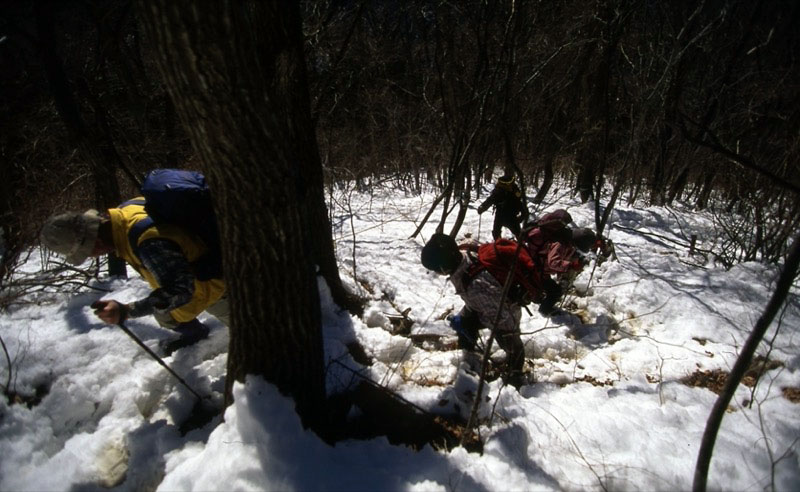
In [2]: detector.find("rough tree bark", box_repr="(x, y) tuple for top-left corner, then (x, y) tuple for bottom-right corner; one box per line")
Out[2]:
(136, 0), (343, 429)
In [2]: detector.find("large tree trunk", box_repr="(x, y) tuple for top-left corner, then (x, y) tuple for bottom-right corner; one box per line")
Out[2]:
(136, 0), (333, 429)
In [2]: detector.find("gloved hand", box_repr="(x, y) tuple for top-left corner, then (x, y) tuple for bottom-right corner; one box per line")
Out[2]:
(91, 300), (129, 325)
(571, 256), (589, 271)
(447, 314), (462, 332)
(477, 204), (488, 214)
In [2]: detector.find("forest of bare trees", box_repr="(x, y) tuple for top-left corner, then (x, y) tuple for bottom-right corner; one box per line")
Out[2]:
(303, 0), (799, 258)
(2, 0), (797, 282)
(0, 0), (796, 408)
(0, 2), (798, 482)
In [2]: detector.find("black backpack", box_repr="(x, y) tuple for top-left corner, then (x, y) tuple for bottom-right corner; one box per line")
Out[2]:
(124, 169), (222, 280)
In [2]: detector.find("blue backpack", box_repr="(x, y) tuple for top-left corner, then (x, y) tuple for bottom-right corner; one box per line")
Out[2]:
(124, 169), (223, 280)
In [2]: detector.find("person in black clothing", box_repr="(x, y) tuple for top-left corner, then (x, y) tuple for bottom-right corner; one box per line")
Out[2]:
(477, 173), (528, 240)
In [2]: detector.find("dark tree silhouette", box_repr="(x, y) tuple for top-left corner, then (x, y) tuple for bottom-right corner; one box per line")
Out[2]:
(136, 0), (344, 431)
(33, 0), (129, 275)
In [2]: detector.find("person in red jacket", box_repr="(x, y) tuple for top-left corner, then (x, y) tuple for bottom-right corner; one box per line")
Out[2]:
(524, 209), (598, 313)
(537, 228), (596, 274)
(421, 233), (544, 388)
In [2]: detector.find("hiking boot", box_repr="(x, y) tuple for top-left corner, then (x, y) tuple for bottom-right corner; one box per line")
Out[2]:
(503, 367), (533, 390)
(503, 372), (524, 390)
(161, 319), (210, 356)
(538, 304), (565, 317)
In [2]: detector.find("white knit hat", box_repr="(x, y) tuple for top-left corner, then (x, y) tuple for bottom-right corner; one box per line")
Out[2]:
(40, 210), (102, 265)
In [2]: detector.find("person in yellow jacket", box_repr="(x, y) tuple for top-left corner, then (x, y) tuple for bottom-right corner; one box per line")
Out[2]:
(40, 201), (227, 354)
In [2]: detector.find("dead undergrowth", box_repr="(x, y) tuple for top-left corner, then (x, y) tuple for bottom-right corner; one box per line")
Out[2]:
(781, 387), (800, 403)
(680, 356), (796, 404)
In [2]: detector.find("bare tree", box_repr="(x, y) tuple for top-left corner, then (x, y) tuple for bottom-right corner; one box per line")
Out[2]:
(693, 233), (800, 491)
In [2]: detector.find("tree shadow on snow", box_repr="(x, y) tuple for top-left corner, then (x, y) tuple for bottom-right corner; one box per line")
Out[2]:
(561, 313), (623, 349)
(491, 424), (562, 489)
(614, 252), (753, 337)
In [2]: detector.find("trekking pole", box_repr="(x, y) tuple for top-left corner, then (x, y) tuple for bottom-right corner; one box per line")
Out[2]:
(117, 321), (204, 401)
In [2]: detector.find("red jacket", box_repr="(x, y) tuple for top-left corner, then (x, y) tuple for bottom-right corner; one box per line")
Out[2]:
(526, 227), (580, 274)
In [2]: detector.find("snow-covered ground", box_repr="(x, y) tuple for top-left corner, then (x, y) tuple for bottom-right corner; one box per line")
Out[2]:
(1, 182), (798, 491)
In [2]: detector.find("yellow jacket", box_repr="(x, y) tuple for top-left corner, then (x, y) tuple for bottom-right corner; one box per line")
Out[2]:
(108, 200), (226, 323)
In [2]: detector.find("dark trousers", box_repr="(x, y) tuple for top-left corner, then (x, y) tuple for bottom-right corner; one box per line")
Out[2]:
(496, 332), (525, 373)
(492, 214), (522, 239)
(538, 276), (563, 314)
(456, 308), (481, 351)
(457, 307), (524, 374)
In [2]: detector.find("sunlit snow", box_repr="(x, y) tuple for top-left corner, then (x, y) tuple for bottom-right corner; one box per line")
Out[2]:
(1, 181), (798, 491)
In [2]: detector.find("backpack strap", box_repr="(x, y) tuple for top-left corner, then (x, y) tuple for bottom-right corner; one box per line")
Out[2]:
(120, 198), (146, 207)
(462, 251), (484, 289)
(128, 216), (155, 254)
(117, 197), (223, 281)
(116, 199), (151, 254)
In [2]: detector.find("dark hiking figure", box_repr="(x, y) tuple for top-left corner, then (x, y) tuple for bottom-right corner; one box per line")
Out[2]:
(41, 200), (228, 355)
(477, 173), (528, 240)
(421, 233), (559, 388)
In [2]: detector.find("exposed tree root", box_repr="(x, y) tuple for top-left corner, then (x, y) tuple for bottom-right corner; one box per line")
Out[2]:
(328, 381), (482, 453)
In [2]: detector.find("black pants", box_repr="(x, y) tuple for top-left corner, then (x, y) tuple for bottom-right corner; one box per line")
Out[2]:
(492, 213), (522, 239)
(538, 276), (563, 314)
(456, 308), (481, 352)
(457, 307), (524, 374)
(496, 332), (525, 373)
